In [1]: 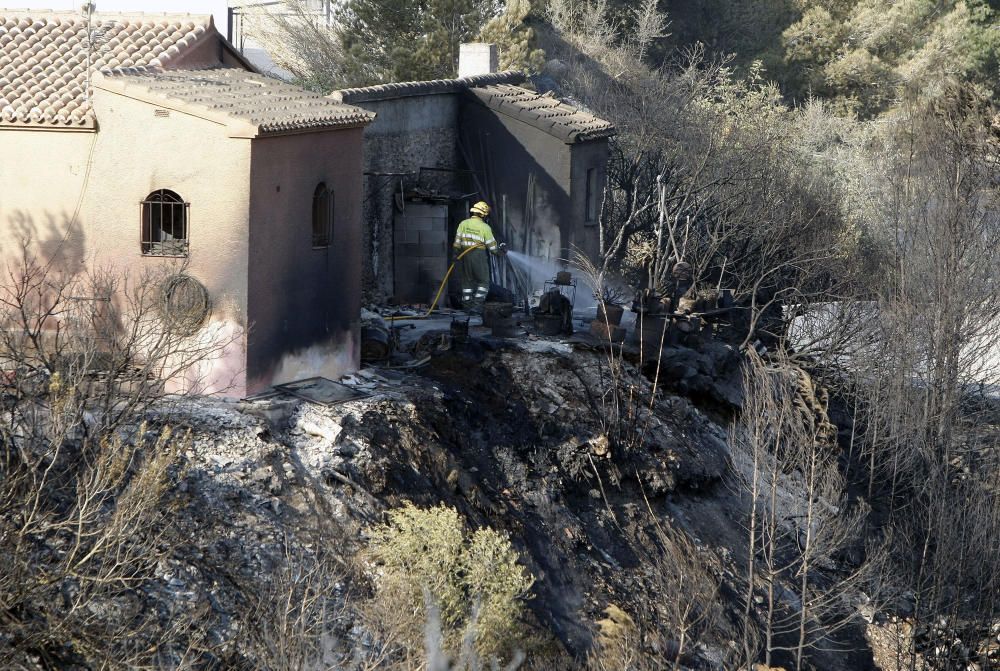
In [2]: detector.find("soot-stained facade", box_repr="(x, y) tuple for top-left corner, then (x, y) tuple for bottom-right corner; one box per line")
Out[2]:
(332, 66), (616, 305)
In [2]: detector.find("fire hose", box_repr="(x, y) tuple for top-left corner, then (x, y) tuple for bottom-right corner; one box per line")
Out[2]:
(386, 243), (497, 321)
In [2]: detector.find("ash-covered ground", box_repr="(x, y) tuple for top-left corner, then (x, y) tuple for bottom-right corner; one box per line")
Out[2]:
(8, 330), (900, 670)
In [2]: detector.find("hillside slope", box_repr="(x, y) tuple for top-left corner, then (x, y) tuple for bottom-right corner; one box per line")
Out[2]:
(4, 335), (891, 669)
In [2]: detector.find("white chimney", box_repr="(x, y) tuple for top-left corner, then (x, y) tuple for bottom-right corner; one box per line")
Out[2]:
(458, 43), (499, 78)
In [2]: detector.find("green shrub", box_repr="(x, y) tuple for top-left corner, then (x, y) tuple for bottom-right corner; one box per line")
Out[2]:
(364, 502), (534, 664)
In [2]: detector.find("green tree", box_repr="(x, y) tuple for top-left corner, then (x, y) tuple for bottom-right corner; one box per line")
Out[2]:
(782, 0), (1000, 116)
(338, 0), (504, 84)
(477, 0), (546, 73)
(654, 0), (800, 77)
(336, 0), (423, 85)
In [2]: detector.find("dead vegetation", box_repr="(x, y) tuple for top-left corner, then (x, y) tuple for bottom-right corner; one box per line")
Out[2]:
(1, 4), (998, 671)
(0, 247), (238, 667)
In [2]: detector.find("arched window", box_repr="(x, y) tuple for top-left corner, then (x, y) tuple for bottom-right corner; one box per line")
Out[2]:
(141, 189), (189, 256)
(312, 182), (333, 248)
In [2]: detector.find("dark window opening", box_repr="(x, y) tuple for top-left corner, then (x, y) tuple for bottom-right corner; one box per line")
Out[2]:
(141, 189), (189, 256)
(312, 182), (333, 248)
(585, 168), (598, 223)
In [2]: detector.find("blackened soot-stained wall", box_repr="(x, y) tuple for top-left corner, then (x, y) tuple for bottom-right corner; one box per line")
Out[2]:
(459, 98), (610, 264)
(246, 127), (366, 393)
(352, 94), (463, 303)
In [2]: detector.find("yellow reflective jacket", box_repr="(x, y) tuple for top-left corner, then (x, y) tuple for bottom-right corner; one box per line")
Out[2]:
(453, 216), (497, 251)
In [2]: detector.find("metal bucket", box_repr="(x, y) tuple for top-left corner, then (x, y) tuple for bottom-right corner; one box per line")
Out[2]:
(361, 325), (390, 361)
(718, 289), (734, 309)
(482, 301), (513, 327)
(450, 317), (470, 341)
(634, 314), (669, 350)
(590, 319), (626, 343)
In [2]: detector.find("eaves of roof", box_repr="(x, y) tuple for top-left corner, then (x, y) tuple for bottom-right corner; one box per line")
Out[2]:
(467, 84), (616, 144)
(93, 68), (374, 138)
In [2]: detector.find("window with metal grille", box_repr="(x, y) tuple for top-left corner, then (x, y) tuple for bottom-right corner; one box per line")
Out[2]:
(141, 189), (189, 256)
(312, 182), (333, 248)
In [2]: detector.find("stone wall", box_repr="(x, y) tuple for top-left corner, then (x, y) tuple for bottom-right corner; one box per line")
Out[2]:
(353, 94), (464, 303)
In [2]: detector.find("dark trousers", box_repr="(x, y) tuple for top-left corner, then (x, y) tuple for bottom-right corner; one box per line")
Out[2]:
(459, 248), (490, 312)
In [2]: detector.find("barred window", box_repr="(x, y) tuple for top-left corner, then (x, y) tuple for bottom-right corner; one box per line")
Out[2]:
(312, 182), (333, 248)
(141, 189), (189, 256)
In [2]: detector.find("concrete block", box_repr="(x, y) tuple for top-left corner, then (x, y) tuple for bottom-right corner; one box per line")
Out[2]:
(406, 216), (436, 232)
(422, 260), (448, 279)
(417, 260), (438, 276)
(419, 242), (447, 257)
(424, 267), (444, 284)
(394, 243), (421, 258)
(420, 229), (448, 245)
(395, 258), (421, 284)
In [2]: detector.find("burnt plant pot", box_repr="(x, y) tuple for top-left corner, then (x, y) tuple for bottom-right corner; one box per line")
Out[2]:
(590, 319), (626, 343)
(361, 325), (390, 361)
(482, 301), (514, 327)
(633, 314), (671, 350)
(492, 316), (519, 338)
(596, 302), (625, 326)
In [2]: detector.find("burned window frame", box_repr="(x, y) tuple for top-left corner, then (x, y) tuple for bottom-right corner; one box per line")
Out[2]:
(140, 189), (190, 257)
(312, 182), (333, 248)
(585, 167), (599, 224)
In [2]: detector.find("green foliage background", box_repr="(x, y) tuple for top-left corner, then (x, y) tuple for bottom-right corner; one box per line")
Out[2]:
(336, 0), (544, 85)
(329, 0), (997, 118)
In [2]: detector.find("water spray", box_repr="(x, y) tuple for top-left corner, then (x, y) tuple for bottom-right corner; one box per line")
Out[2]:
(505, 251), (598, 312)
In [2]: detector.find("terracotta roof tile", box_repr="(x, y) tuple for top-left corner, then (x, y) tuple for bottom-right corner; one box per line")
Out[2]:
(0, 9), (215, 128)
(332, 71), (525, 104)
(468, 84), (615, 143)
(99, 67), (374, 135)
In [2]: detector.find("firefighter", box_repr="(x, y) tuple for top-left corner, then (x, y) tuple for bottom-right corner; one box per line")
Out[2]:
(453, 201), (506, 313)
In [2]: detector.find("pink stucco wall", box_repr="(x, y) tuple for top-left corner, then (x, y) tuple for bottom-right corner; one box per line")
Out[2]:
(0, 128), (92, 274)
(88, 89), (253, 395)
(245, 128), (365, 393)
(0, 91), (253, 396)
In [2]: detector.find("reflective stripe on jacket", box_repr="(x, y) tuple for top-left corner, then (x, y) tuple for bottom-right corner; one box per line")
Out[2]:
(453, 216), (497, 251)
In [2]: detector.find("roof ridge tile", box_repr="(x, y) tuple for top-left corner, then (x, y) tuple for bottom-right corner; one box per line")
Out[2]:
(0, 10), (218, 128)
(333, 70), (525, 103)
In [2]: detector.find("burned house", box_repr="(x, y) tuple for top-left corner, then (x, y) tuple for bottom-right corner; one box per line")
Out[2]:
(0, 10), (373, 395)
(330, 44), (616, 304)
